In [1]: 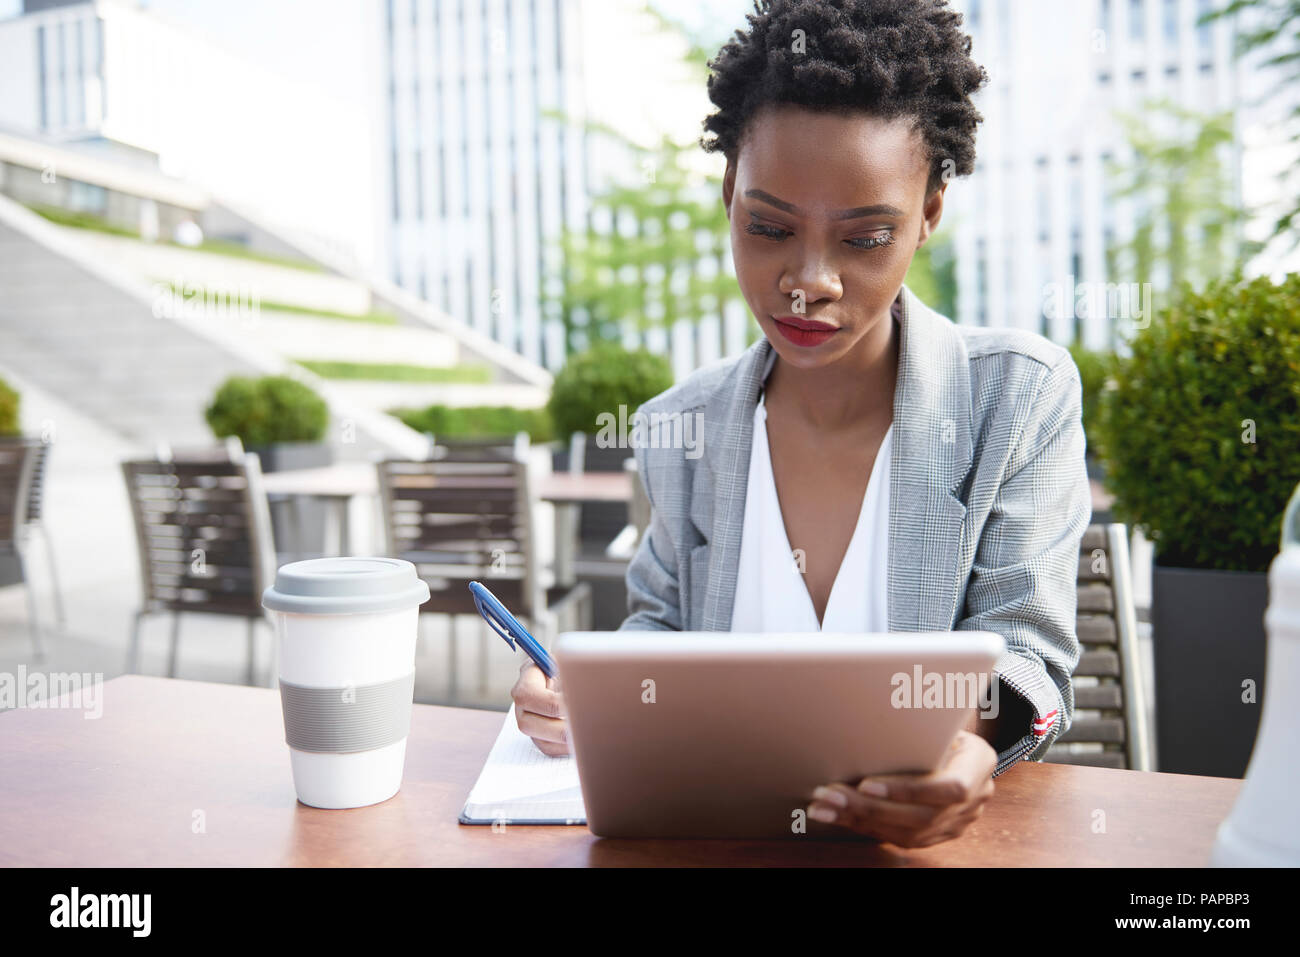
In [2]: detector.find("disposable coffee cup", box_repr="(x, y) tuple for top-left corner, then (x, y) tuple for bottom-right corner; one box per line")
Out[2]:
(262, 557), (430, 809)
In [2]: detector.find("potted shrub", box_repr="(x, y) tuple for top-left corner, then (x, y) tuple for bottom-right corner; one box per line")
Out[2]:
(1068, 340), (1114, 485)
(1095, 270), (1300, 777)
(548, 341), (674, 474)
(546, 341), (673, 629)
(204, 374), (331, 472)
(205, 374), (331, 558)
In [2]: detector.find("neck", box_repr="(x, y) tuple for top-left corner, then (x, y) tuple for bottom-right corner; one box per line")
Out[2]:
(765, 299), (901, 433)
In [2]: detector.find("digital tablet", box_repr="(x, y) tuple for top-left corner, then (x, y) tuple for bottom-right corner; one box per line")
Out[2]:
(553, 630), (1007, 839)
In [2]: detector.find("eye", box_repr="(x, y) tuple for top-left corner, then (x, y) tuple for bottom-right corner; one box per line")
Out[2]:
(847, 233), (896, 251)
(743, 223), (896, 251)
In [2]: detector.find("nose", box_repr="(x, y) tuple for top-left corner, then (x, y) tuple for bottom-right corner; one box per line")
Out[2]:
(778, 248), (842, 305)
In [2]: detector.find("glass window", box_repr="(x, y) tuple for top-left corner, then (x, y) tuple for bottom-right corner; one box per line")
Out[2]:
(1129, 0), (1144, 42)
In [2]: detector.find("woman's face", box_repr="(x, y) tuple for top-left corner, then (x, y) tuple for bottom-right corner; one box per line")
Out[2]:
(721, 104), (944, 370)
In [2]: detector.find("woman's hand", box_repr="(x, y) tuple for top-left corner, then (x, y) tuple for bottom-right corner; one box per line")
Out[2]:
(510, 660), (569, 756)
(805, 729), (997, 848)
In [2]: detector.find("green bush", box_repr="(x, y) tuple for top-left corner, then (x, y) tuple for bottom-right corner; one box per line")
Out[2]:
(1095, 270), (1300, 572)
(0, 377), (19, 436)
(391, 404), (554, 442)
(546, 341), (674, 441)
(204, 375), (329, 446)
(1068, 340), (1115, 457)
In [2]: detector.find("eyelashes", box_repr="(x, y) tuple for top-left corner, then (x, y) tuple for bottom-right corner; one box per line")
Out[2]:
(742, 222), (896, 251)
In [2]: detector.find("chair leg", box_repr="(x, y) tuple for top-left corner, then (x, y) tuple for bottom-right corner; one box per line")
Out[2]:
(127, 610), (147, 673)
(266, 618), (279, 689)
(167, 613), (182, 678)
(448, 614), (458, 705)
(15, 546), (46, 662)
(37, 525), (66, 630)
(246, 617), (257, 686)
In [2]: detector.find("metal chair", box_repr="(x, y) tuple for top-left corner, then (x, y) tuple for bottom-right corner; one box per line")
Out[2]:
(426, 432), (530, 462)
(376, 455), (592, 703)
(0, 438), (47, 658)
(1044, 522), (1153, 770)
(121, 447), (278, 685)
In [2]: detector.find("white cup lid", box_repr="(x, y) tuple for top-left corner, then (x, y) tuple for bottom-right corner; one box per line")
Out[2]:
(262, 557), (431, 616)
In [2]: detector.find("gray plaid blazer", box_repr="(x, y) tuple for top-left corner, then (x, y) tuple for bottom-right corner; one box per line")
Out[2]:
(618, 283), (1092, 776)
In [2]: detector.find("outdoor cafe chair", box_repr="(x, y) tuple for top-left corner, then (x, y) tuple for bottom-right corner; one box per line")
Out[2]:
(376, 454), (592, 703)
(1044, 522), (1154, 771)
(0, 437), (50, 658)
(121, 444), (277, 685)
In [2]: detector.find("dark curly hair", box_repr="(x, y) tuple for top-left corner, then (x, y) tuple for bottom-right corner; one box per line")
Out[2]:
(700, 0), (988, 197)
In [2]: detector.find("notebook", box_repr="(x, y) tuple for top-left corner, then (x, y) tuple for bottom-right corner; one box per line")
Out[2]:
(458, 705), (586, 825)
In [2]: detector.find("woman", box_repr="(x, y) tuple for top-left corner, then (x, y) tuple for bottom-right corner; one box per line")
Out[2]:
(513, 0), (1091, 849)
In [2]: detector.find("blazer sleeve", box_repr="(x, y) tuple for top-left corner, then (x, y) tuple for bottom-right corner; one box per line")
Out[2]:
(956, 354), (1092, 777)
(618, 435), (684, 632)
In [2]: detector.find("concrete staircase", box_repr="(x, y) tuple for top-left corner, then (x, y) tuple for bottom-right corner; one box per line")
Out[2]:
(0, 198), (431, 460)
(0, 220), (266, 447)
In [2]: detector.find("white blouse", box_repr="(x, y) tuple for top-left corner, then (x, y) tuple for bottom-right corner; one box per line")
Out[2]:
(729, 347), (893, 633)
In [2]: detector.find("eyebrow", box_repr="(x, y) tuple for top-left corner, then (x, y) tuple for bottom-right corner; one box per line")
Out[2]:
(744, 189), (904, 220)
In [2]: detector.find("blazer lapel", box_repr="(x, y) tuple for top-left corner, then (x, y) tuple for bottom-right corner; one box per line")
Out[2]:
(689, 283), (973, 633)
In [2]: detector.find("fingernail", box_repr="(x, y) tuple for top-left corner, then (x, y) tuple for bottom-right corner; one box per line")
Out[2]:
(858, 780), (889, 797)
(808, 805), (838, 823)
(812, 785), (848, 807)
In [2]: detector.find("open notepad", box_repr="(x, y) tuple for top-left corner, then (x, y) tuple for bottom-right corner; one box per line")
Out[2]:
(458, 705), (586, 825)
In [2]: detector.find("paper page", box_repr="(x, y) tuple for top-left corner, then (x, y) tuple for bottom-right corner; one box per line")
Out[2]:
(462, 705), (586, 824)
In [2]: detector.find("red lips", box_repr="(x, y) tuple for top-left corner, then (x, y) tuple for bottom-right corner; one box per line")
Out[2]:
(773, 315), (840, 331)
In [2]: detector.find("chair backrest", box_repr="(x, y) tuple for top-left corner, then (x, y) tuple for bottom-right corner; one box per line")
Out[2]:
(427, 433), (529, 463)
(121, 451), (277, 619)
(1047, 522), (1152, 770)
(0, 436), (52, 525)
(154, 436), (245, 464)
(376, 457), (538, 618)
(0, 438), (39, 548)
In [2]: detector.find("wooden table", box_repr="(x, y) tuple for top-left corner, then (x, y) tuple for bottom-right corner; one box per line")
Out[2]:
(0, 675), (1241, 867)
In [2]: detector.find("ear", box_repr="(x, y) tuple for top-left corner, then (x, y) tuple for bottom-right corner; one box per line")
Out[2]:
(722, 161), (736, 220)
(916, 182), (947, 249)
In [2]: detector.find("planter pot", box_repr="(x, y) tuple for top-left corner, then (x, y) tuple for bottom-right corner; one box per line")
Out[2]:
(1151, 558), (1268, 778)
(245, 441), (332, 474)
(246, 442), (333, 560)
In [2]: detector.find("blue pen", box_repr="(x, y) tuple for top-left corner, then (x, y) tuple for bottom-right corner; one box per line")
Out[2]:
(469, 580), (558, 679)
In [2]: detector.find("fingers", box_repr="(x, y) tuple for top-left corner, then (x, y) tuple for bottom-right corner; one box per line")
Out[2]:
(511, 661), (564, 718)
(511, 661), (568, 756)
(805, 733), (996, 848)
(853, 731), (996, 808)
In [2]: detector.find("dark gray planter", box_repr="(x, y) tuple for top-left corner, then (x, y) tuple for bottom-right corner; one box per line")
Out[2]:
(552, 433), (633, 555)
(245, 441), (332, 474)
(1151, 558), (1268, 778)
(246, 442), (333, 560)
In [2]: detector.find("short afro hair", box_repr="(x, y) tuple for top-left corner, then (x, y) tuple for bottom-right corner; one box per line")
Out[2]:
(700, 0), (988, 197)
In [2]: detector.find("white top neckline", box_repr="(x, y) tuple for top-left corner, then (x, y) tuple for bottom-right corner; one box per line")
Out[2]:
(730, 349), (893, 633)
